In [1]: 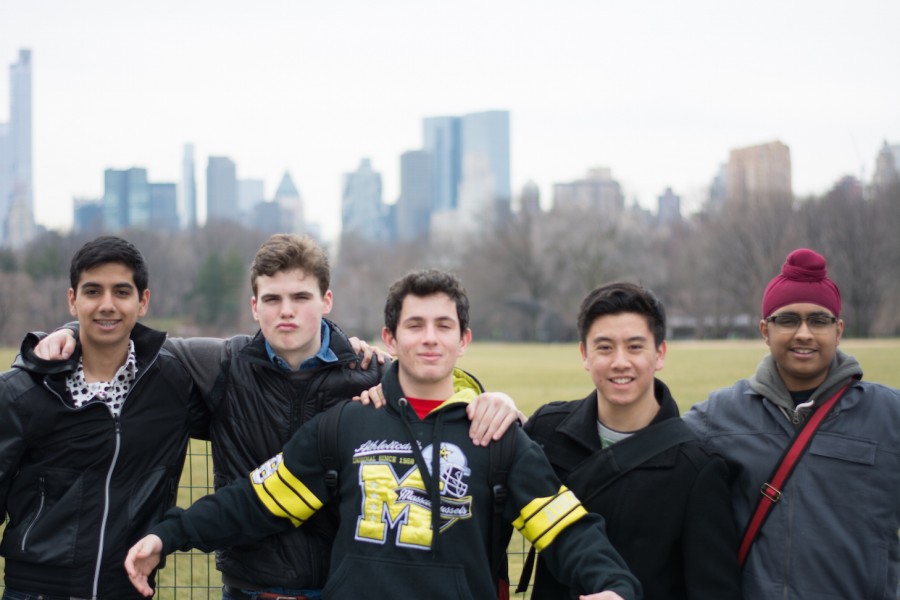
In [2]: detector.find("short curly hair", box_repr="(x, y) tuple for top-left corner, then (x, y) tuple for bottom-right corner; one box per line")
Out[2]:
(384, 269), (469, 336)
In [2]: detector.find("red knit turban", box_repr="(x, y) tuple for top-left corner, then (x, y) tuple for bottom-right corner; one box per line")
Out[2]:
(761, 248), (842, 318)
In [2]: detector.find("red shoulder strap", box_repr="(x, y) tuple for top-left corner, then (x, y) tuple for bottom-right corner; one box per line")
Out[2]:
(738, 379), (854, 566)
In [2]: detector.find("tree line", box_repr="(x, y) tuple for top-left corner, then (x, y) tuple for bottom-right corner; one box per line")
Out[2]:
(1, 181), (898, 348)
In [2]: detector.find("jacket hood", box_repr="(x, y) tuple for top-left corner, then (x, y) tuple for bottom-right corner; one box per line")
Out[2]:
(749, 348), (863, 414)
(381, 361), (483, 418)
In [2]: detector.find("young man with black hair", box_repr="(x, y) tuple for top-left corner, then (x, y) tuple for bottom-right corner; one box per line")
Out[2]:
(124, 268), (641, 600)
(34, 234), (520, 600)
(0, 236), (209, 599)
(524, 282), (740, 599)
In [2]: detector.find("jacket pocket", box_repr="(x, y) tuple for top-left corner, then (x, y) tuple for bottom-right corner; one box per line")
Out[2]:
(0, 467), (82, 564)
(19, 476), (46, 551)
(128, 465), (179, 525)
(324, 555), (476, 600)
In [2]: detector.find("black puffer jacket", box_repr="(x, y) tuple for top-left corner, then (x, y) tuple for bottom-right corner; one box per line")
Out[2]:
(163, 318), (384, 589)
(0, 323), (208, 599)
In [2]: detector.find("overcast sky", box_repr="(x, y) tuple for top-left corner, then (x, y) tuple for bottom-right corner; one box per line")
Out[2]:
(1, 0), (898, 240)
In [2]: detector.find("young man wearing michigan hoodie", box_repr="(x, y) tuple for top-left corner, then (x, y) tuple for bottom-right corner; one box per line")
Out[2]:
(125, 268), (641, 600)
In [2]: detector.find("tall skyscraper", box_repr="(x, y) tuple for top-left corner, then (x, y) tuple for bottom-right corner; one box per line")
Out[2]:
(273, 171), (304, 233)
(180, 143), (197, 229)
(423, 116), (461, 214)
(726, 140), (792, 207)
(149, 182), (179, 230)
(341, 158), (386, 242)
(0, 49), (35, 248)
(423, 109), (511, 236)
(103, 167), (149, 231)
(456, 110), (511, 230)
(395, 150), (432, 241)
(206, 156), (238, 224)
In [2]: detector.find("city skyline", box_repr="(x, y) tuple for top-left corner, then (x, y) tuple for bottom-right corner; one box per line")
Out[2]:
(1, 0), (898, 241)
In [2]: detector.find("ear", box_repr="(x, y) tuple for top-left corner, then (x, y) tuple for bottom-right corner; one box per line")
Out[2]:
(68, 288), (77, 317)
(655, 340), (667, 371)
(322, 289), (334, 315)
(382, 326), (397, 355)
(138, 289), (150, 317)
(836, 318), (844, 344)
(579, 341), (590, 371)
(759, 319), (770, 346)
(456, 328), (472, 357)
(251, 296), (260, 321)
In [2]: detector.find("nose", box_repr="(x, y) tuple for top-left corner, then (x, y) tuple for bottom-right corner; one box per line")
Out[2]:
(794, 319), (814, 338)
(422, 323), (439, 343)
(610, 347), (629, 368)
(99, 290), (116, 311)
(279, 298), (295, 317)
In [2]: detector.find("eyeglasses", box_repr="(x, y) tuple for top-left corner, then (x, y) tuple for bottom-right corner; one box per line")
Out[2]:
(765, 313), (838, 333)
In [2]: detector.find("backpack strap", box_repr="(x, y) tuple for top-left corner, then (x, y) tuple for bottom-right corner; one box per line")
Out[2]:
(489, 425), (518, 598)
(515, 418), (696, 593)
(317, 400), (349, 500)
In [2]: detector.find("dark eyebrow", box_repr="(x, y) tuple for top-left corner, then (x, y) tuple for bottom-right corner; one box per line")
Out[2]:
(80, 281), (135, 290)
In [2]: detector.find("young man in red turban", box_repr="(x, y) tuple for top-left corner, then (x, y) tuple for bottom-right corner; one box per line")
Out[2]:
(684, 248), (900, 599)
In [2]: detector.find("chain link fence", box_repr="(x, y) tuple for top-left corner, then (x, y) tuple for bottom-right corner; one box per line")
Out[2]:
(1, 439), (533, 597)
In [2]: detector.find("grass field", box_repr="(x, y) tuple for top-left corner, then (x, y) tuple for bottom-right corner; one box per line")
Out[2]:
(2, 338), (899, 597)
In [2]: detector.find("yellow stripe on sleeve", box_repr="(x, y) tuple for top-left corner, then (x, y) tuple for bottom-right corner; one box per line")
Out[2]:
(512, 486), (588, 551)
(251, 459), (324, 527)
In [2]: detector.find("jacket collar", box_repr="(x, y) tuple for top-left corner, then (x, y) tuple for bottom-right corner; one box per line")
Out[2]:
(556, 378), (680, 454)
(240, 317), (361, 369)
(15, 322), (166, 398)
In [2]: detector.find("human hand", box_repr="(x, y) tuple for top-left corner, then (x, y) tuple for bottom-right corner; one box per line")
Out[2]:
(580, 592), (625, 600)
(347, 337), (390, 370)
(467, 392), (526, 447)
(354, 383), (386, 409)
(33, 328), (77, 360)
(124, 534), (163, 597)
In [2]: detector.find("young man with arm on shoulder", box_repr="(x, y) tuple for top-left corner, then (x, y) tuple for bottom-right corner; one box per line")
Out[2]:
(683, 248), (900, 598)
(524, 282), (740, 599)
(33, 234), (520, 600)
(124, 269), (641, 600)
(0, 236), (208, 599)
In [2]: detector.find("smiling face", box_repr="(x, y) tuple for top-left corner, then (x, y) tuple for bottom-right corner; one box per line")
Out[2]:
(580, 312), (666, 429)
(251, 268), (333, 369)
(761, 302), (843, 391)
(68, 262), (149, 355)
(382, 293), (471, 399)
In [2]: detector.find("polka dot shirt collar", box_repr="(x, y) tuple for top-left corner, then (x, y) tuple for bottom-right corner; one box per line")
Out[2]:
(66, 341), (138, 417)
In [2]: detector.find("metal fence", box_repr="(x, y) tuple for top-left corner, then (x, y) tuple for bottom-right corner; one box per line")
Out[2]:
(1, 439), (533, 598)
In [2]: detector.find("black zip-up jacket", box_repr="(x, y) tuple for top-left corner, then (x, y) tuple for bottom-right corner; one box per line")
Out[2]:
(150, 363), (641, 599)
(162, 319), (384, 589)
(0, 323), (208, 599)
